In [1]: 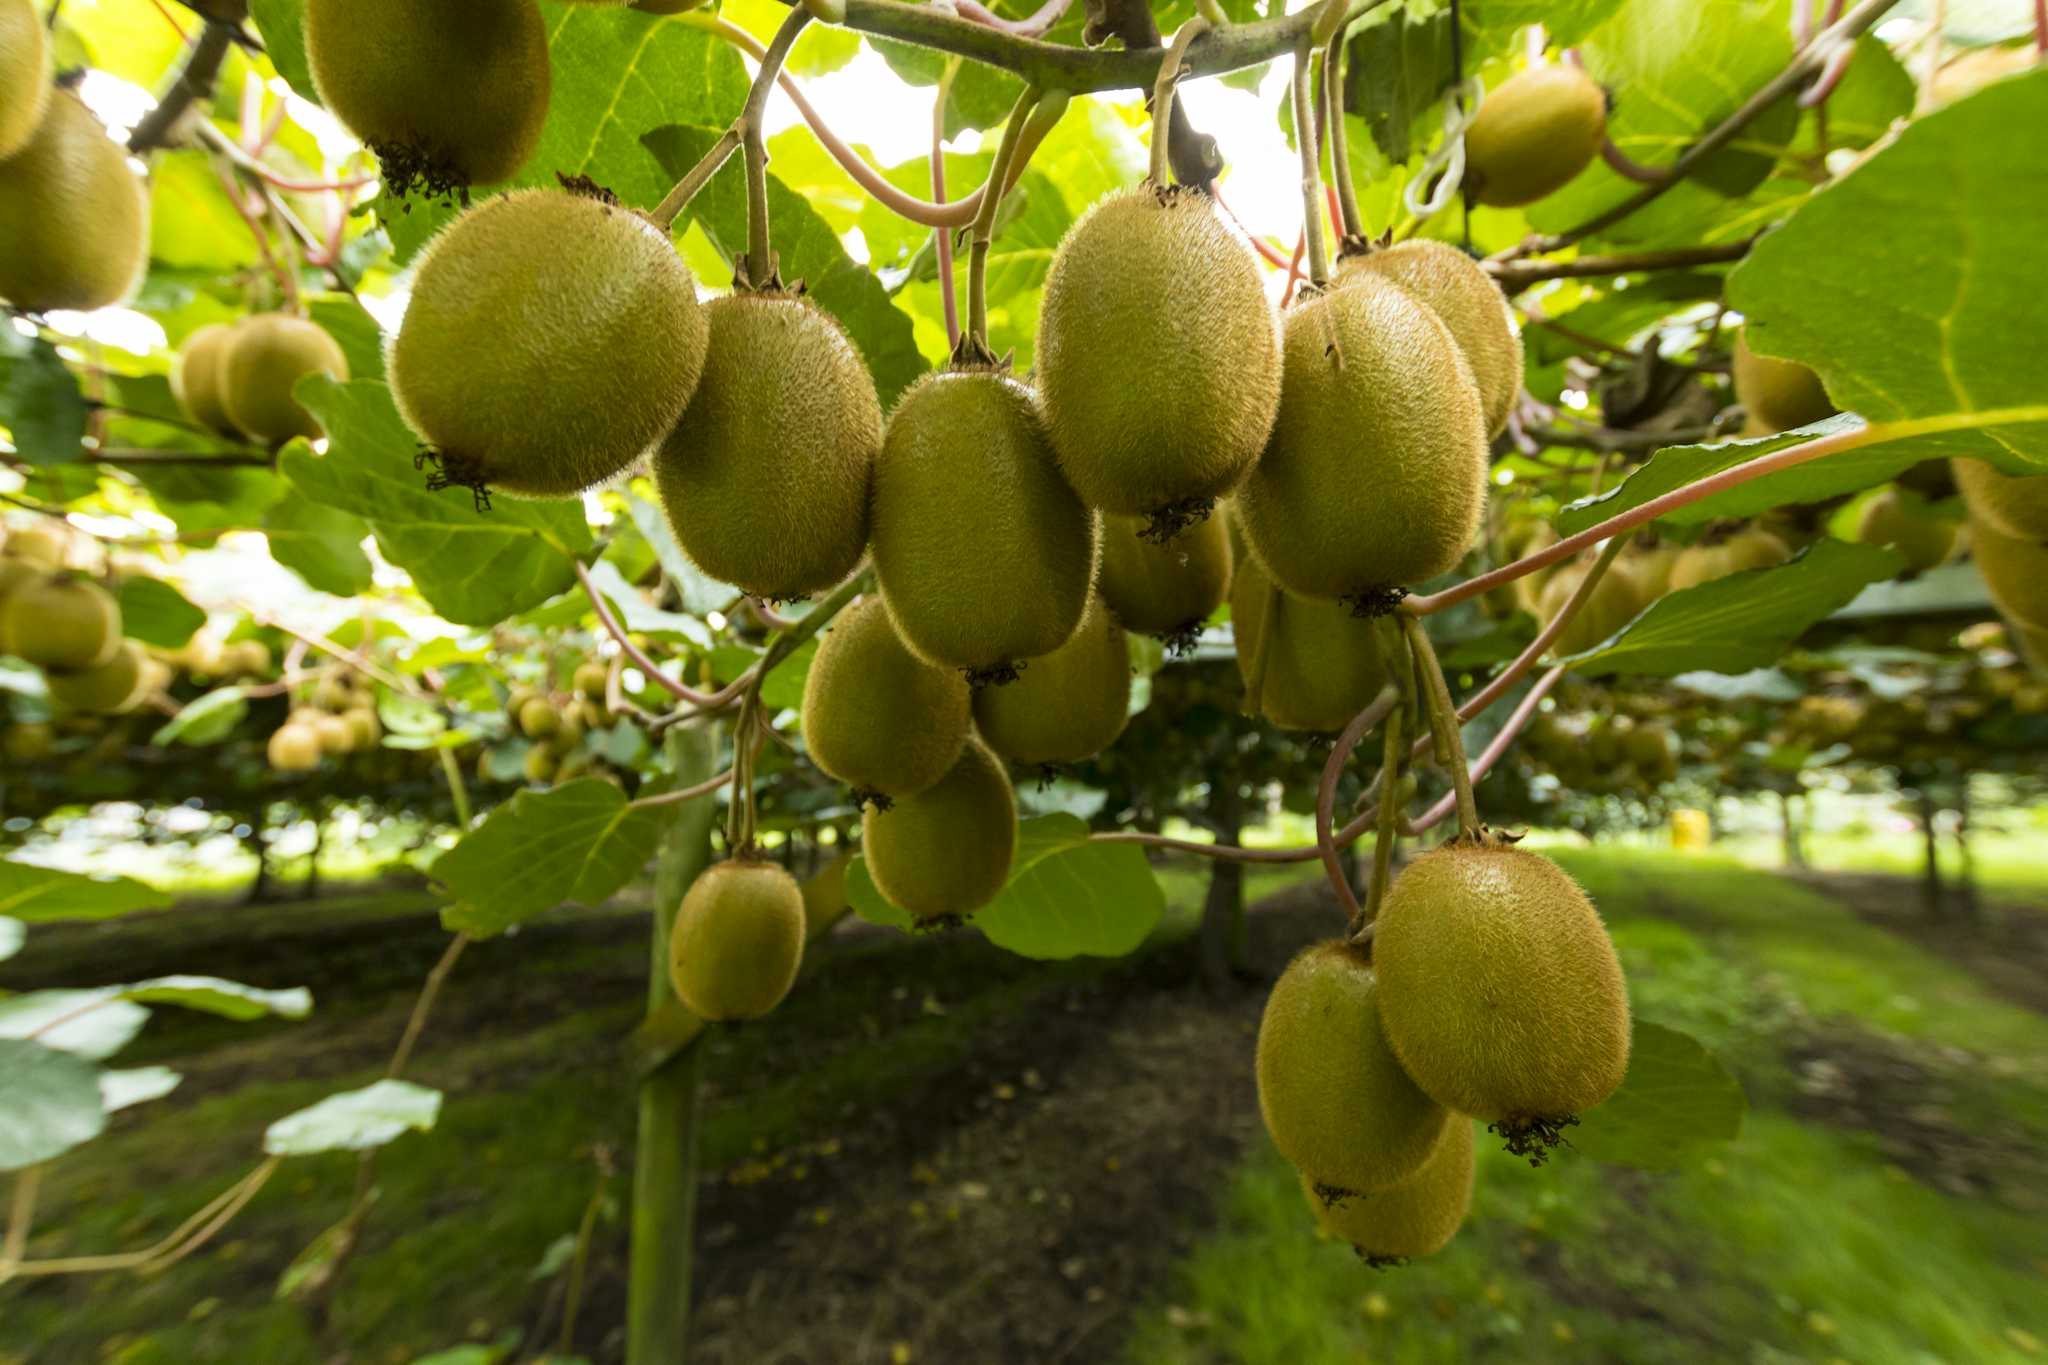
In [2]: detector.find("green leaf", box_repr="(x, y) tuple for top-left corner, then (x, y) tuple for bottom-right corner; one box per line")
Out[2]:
(0, 990), (150, 1060)
(152, 687), (251, 747)
(1571, 1021), (1745, 1169)
(1822, 37), (1917, 150)
(263, 1079), (442, 1156)
(1568, 539), (1902, 677)
(707, 639), (818, 712)
(307, 296), (388, 384)
(844, 856), (915, 932)
(0, 858), (172, 923)
(115, 576), (206, 649)
(1347, 3), (1453, 165)
(1460, 0), (1627, 63)
(975, 815), (1166, 960)
(150, 151), (259, 271)
(99, 1065), (181, 1113)
(584, 560), (712, 647)
(0, 916), (21, 962)
(264, 494), (376, 597)
(281, 378), (591, 627)
(117, 976), (313, 1022)
(432, 780), (669, 937)
(0, 329), (88, 465)
(0, 1038), (106, 1171)
(248, 0), (317, 105)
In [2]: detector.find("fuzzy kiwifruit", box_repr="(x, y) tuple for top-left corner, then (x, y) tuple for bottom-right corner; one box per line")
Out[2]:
(2, 522), (68, 569)
(342, 707), (382, 751)
(393, 189), (707, 501)
(1374, 842), (1630, 1147)
(1035, 186), (1282, 531)
(3, 722), (54, 764)
(1733, 332), (1835, 434)
(45, 640), (148, 715)
(1235, 274), (1488, 604)
(225, 639), (273, 678)
(972, 592), (1130, 766)
(0, 90), (150, 313)
(1667, 527), (1792, 592)
(518, 696), (561, 740)
(171, 323), (243, 436)
(1953, 459), (2048, 542)
(862, 737), (1016, 923)
(1854, 489), (1957, 572)
(523, 744), (559, 784)
(1343, 241), (1523, 438)
(1463, 64), (1606, 207)
(800, 594), (970, 802)
(1972, 514), (2048, 632)
(1536, 557), (1646, 656)
(268, 724), (324, 773)
(573, 661), (610, 701)
(1230, 549), (1388, 733)
(312, 711), (355, 756)
(1628, 542), (1681, 600)
(870, 367), (1096, 679)
(1098, 511), (1231, 650)
(668, 859), (807, 1022)
(221, 315), (350, 445)
(0, 575), (121, 671)
(1257, 941), (1449, 1196)
(304, 0), (549, 195)
(655, 292), (879, 600)
(0, 0), (49, 160)
(1306, 1117), (1474, 1264)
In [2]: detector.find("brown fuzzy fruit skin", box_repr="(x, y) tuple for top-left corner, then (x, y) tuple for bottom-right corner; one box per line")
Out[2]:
(45, 640), (148, 715)
(1344, 241), (1523, 438)
(1667, 527), (1792, 592)
(1374, 844), (1631, 1125)
(1971, 514), (2048, 633)
(0, 90), (150, 313)
(1, 575), (122, 671)
(1236, 274), (1488, 600)
(394, 190), (707, 499)
(305, 0), (550, 190)
(870, 368), (1096, 673)
(1257, 941), (1450, 1195)
(1954, 458), (2048, 543)
(172, 323), (243, 436)
(1733, 332), (1835, 434)
(0, 0), (49, 160)
(1230, 549), (1387, 733)
(1307, 1117), (1474, 1262)
(1098, 511), (1231, 640)
(972, 592), (1130, 765)
(800, 594), (971, 800)
(862, 738), (1016, 922)
(668, 860), (807, 1022)
(1463, 64), (1607, 207)
(1536, 558), (1646, 657)
(656, 293), (879, 599)
(1036, 187), (1282, 519)
(222, 315), (350, 445)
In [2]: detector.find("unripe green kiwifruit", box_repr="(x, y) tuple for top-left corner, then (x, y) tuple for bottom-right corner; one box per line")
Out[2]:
(1536, 557), (1646, 656)
(221, 315), (349, 445)
(1732, 331), (1835, 434)
(225, 639), (272, 678)
(505, 685), (540, 719)
(518, 696), (560, 740)
(311, 671), (356, 711)
(972, 592), (1130, 766)
(0, 89), (150, 313)
(862, 737), (1016, 923)
(1854, 489), (1956, 572)
(45, 640), (148, 715)
(304, 0), (549, 194)
(1305, 1117), (1474, 1264)
(171, 323), (243, 436)
(1035, 186), (1282, 529)
(1, 575), (121, 670)
(1628, 542), (1681, 600)
(1464, 64), (1606, 207)
(313, 711), (355, 755)
(1257, 941), (1449, 1196)
(870, 367), (1097, 679)
(1375, 842), (1631, 1143)
(800, 594), (970, 801)
(655, 292), (879, 599)
(668, 859), (807, 1022)
(1667, 527), (1792, 591)
(573, 661), (609, 701)
(0, 0), (50, 160)
(2, 522), (69, 569)
(1953, 458), (2048, 542)
(1098, 511), (1230, 649)
(1230, 544), (1388, 733)
(343, 707), (382, 750)
(1236, 274), (1488, 602)
(1342, 241), (1523, 438)
(393, 189), (707, 500)
(523, 744), (559, 784)
(269, 724), (324, 773)
(1626, 721), (1677, 782)
(548, 705), (586, 753)
(1972, 514), (2048, 632)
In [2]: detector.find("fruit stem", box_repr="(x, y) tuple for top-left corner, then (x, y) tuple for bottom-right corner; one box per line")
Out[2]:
(1316, 689), (1394, 928)
(1401, 614), (1481, 838)
(651, 127), (742, 231)
(1291, 35), (1331, 288)
(1360, 696), (1407, 936)
(1403, 665), (1566, 836)
(739, 7), (814, 290)
(1323, 20), (1366, 244)
(436, 747), (474, 830)
(1148, 18), (1210, 186)
(967, 85), (1052, 355)
(933, 62), (963, 350)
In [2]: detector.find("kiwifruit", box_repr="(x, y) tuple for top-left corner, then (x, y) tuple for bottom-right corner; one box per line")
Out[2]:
(861, 737), (1016, 923)
(504, 685), (541, 719)
(0, 575), (121, 671)
(1953, 459), (2048, 542)
(655, 292), (880, 599)
(548, 705), (587, 752)
(518, 696), (560, 740)
(0, 89), (150, 313)
(2, 522), (68, 568)
(1854, 489), (1957, 572)
(1463, 64), (1607, 207)
(44, 640), (148, 715)
(870, 367), (1096, 679)
(268, 724), (324, 773)
(225, 639), (272, 677)
(1667, 527), (1792, 591)
(1343, 241), (1523, 438)
(137, 655), (173, 699)
(311, 671), (358, 711)
(304, 0), (550, 195)
(169, 323), (241, 436)
(220, 315), (350, 445)
(313, 711), (355, 755)
(392, 189), (707, 501)
(1628, 542), (1681, 600)
(343, 707), (382, 750)
(1732, 331), (1835, 434)
(1230, 544), (1388, 733)
(573, 661), (609, 701)
(1374, 842), (1630, 1146)
(3, 722), (54, 764)
(0, 0), (49, 160)
(668, 859), (807, 1021)
(1626, 721), (1677, 782)
(1235, 273), (1488, 603)
(1306, 1117), (1474, 1264)
(972, 592), (1130, 766)
(523, 744), (559, 784)
(1256, 941), (1449, 1196)
(1972, 514), (2048, 632)
(1035, 186), (1282, 531)
(800, 594), (970, 802)
(1098, 511), (1230, 650)
(1535, 557), (1646, 656)
(800, 851), (852, 937)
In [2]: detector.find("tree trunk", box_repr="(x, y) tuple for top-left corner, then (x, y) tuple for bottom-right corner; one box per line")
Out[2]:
(242, 807), (272, 905)
(1778, 789), (1807, 869)
(1916, 788), (1944, 919)
(303, 808), (325, 900)
(1199, 783), (1247, 991)
(1953, 778), (1979, 922)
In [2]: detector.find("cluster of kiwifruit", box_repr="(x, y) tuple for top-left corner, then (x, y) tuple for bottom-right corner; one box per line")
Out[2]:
(171, 313), (350, 447)
(0, 523), (167, 717)
(267, 666), (383, 774)
(496, 661), (619, 786)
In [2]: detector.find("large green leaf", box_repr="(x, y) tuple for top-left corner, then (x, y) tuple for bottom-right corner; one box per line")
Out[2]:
(264, 494), (375, 597)
(0, 858), (172, 923)
(116, 576), (206, 649)
(0, 917), (21, 963)
(307, 296), (388, 384)
(153, 687), (251, 747)
(0, 330), (88, 466)
(99, 1065), (182, 1113)
(263, 1079), (442, 1156)
(248, 0), (317, 106)
(150, 151), (259, 272)
(282, 378), (590, 626)
(432, 779), (670, 937)
(0, 1038), (106, 1171)
(1461, 0), (1628, 63)
(1571, 1021), (1745, 1169)
(118, 977), (314, 1022)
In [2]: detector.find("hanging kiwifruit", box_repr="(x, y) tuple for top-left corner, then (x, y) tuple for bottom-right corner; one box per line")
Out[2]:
(1035, 187), (1282, 533)
(0, 0), (49, 160)
(668, 859), (807, 1022)
(655, 292), (879, 600)
(1536, 556), (1646, 656)
(517, 696), (561, 740)
(1667, 526), (1792, 591)
(1628, 541), (1681, 600)
(268, 724), (324, 774)
(0, 90), (150, 313)
(862, 737), (1016, 923)
(172, 323), (244, 436)
(1305, 1118), (1474, 1264)
(304, 0), (550, 194)
(1853, 489), (1957, 572)
(0, 575), (121, 671)
(573, 661), (610, 701)
(44, 641), (148, 715)
(1230, 550), (1388, 733)
(1257, 941), (1450, 1196)
(1463, 64), (1605, 207)
(1342, 241), (1523, 438)
(2, 522), (69, 569)
(869, 367), (1096, 680)
(1953, 459), (2048, 542)
(1235, 273), (1488, 604)
(972, 592), (1130, 766)
(800, 595), (970, 802)
(221, 315), (350, 445)
(1374, 842), (1631, 1148)
(392, 189), (708, 500)
(1733, 331), (1835, 434)
(1098, 511), (1231, 650)
(1972, 514), (2048, 632)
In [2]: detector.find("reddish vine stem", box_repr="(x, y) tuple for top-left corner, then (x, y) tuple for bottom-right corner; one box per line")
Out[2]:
(1358, 697), (1408, 935)
(932, 68), (961, 349)
(1404, 665), (1566, 836)
(574, 559), (753, 709)
(1485, 240), (1753, 292)
(1314, 690), (1396, 924)
(957, 0), (1076, 38)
